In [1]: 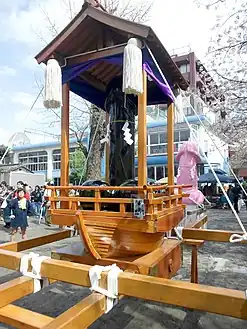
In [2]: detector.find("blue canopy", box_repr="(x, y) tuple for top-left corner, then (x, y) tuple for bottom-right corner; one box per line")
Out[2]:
(62, 47), (175, 109)
(198, 172), (236, 184)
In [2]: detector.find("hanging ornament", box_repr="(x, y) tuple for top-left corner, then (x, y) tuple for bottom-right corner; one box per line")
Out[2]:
(122, 121), (133, 145)
(100, 120), (111, 144)
(43, 58), (62, 109)
(122, 38), (143, 96)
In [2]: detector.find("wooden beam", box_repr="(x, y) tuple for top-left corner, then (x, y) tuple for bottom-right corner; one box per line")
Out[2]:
(67, 44), (126, 66)
(0, 230), (71, 252)
(105, 112), (110, 183)
(0, 277), (34, 308)
(35, 8), (89, 64)
(1, 250), (247, 319)
(41, 293), (105, 329)
(183, 228), (247, 244)
(191, 214), (208, 229)
(138, 70), (147, 187)
(167, 103), (175, 186)
(80, 72), (106, 92)
(0, 304), (53, 329)
(61, 83), (70, 188)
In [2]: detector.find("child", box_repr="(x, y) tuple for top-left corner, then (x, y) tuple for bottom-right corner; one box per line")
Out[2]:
(10, 188), (32, 241)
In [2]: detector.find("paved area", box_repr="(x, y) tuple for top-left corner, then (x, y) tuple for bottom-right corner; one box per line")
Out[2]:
(0, 209), (246, 328)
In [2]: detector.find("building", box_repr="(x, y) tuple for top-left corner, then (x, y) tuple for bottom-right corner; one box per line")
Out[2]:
(139, 50), (229, 181)
(11, 137), (88, 185)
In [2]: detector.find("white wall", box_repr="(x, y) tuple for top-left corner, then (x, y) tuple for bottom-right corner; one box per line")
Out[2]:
(12, 141), (78, 180)
(197, 125), (228, 172)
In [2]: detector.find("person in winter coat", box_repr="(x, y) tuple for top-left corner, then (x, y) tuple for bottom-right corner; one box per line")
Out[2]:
(10, 188), (33, 241)
(14, 181), (30, 200)
(2, 187), (15, 229)
(31, 185), (43, 217)
(230, 184), (242, 214)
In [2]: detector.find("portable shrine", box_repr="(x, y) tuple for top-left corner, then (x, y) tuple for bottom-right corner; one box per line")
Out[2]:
(0, 2), (246, 328)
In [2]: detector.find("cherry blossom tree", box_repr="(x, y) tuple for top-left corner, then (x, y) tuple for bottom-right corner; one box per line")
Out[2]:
(195, 0), (247, 171)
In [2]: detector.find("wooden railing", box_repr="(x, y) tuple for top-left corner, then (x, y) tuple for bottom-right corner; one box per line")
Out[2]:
(47, 184), (191, 216)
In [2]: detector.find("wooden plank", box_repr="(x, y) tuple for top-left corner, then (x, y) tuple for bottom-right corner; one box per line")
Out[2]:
(0, 277), (34, 308)
(67, 44), (126, 66)
(0, 304), (53, 329)
(61, 83), (70, 188)
(167, 103), (175, 186)
(0, 230), (71, 252)
(51, 197), (133, 203)
(41, 293), (105, 329)
(183, 228), (247, 244)
(191, 215), (208, 229)
(1, 250), (247, 319)
(47, 185), (147, 191)
(138, 70), (147, 187)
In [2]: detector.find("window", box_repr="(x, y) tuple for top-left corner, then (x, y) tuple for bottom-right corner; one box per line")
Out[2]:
(148, 132), (167, 155)
(174, 131), (180, 143)
(52, 148), (77, 170)
(150, 133), (159, 145)
(179, 63), (190, 74)
(184, 107), (194, 116)
(156, 166), (164, 180)
(150, 144), (167, 155)
(18, 151), (48, 172)
(148, 167), (155, 179)
(146, 165), (180, 181)
(180, 130), (190, 142)
(147, 105), (167, 121)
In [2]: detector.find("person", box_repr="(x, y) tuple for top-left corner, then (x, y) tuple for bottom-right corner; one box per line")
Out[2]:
(243, 186), (247, 211)
(31, 185), (43, 217)
(14, 181), (31, 200)
(43, 182), (53, 226)
(2, 186), (15, 229)
(230, 184), (241, 214)
(0, 181), (9, 224)
(9, 188), (33, 241)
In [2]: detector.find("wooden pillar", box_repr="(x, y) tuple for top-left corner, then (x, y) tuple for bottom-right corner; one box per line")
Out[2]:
(191, 245), (198, 284)
(138, 71), (147, 187)
(167, 103), (175, 186)
(61, 83), (70, 187)
(105, 112), (110, 183)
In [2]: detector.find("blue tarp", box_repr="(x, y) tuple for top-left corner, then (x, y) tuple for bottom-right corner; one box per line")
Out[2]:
(198, 172), (236, 184)
(62, 47), (174, 109)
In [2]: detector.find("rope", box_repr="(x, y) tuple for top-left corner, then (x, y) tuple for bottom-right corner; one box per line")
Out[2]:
(89, 264), (123, 313)
(0, 87), (44, 164)
(145, 44), (247, 240)
(20, 252), (50, 293)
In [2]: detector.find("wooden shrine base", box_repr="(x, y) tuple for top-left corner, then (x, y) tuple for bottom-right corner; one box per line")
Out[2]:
(51, 238), (182, 278)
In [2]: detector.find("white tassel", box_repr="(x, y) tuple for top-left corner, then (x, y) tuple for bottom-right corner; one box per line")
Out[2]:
(122, 38), (143, 96)
(43, 58), (62, 109)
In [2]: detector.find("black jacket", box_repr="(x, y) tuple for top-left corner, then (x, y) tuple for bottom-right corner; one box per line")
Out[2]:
(31, 190), (42, 203)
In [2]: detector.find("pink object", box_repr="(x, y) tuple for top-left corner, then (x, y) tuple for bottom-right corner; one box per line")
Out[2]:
(176, 141), (204, 205)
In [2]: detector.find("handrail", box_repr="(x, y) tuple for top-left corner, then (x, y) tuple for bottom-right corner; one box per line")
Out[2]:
(45, 184), (192, 191)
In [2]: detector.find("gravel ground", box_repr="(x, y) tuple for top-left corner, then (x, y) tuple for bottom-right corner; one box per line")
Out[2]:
(0, 209), (246, 329)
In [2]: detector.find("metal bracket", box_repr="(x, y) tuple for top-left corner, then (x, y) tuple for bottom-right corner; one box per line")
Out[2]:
(133, 199), (145, 219)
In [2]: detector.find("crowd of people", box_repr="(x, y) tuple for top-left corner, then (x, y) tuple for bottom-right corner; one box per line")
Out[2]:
(202, 183), (246, 213)
(0, 180), (53, 241)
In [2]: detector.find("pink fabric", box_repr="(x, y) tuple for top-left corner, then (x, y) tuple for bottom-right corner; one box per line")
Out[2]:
(176, 141), (204, 205)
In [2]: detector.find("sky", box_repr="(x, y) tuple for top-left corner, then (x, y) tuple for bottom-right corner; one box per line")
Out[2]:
(0, 0), (216, 146)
